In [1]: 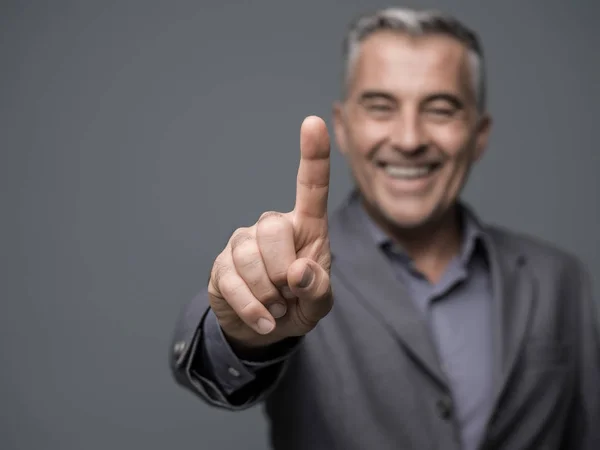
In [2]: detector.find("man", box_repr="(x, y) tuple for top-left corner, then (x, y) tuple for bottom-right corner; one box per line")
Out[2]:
(169, 7), (600, 450)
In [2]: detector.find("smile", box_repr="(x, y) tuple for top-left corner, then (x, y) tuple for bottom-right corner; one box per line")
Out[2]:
(376, 162), (442, 180)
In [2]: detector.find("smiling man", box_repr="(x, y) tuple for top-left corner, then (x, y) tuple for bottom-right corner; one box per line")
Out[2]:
(170, 7), (600, 450)
(333, 25), (490, 284)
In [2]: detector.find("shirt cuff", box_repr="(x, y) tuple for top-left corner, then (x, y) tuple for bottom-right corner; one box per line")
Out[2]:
(202, 309), (257, 395)
(202, 309), (303, 392)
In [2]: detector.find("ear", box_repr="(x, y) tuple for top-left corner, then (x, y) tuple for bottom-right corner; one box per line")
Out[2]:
(473, 113), (492, 162)
(332, 101), (349, 156)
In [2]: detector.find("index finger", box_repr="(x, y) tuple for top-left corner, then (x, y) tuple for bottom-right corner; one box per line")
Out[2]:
(294, 116), (331, 219)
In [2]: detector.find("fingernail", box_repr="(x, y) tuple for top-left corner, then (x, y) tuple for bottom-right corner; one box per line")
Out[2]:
(299, 266), (314, 288)
(256, 318), (275, 334)
(280, 286), (295, 300)
(268, 302), (287, 319)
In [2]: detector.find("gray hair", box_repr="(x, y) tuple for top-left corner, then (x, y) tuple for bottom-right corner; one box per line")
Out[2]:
(342, 8), (486, 112)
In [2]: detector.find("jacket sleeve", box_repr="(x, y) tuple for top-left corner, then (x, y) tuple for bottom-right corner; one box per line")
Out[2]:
(168, 289), (301, 410)
(561, 260), (600, 449)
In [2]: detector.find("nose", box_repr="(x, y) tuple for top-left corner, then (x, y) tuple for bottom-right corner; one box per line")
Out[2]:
(389, 109), (427, 154)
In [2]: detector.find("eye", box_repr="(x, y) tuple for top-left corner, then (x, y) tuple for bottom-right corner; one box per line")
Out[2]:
(367, 104), (393, 112)
(363, 102), (395, 119)
(423, 105), (460, 123)
(426, 107), (455, 116)
(423, 96), (463, 121)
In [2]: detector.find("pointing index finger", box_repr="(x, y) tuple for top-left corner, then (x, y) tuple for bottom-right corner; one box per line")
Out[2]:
(294, 116), (331, 220)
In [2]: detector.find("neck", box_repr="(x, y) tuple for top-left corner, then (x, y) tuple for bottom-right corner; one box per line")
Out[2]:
(362, 198), (463, 283)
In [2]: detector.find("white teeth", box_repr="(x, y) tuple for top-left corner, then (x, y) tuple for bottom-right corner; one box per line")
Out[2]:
(383, 165), (432, 179)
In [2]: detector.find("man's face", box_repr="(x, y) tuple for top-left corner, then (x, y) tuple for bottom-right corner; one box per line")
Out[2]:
(333, 31), (491, 230)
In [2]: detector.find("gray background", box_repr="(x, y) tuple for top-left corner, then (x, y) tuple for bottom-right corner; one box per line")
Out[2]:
(1, 0), (598, 449)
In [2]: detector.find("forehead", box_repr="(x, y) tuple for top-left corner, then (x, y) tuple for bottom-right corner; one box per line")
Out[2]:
(348, 31), (474, 99)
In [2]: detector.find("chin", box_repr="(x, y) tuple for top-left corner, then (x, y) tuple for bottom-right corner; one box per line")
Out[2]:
(384, 211), (434, 230)
(378, 197), (442, 231)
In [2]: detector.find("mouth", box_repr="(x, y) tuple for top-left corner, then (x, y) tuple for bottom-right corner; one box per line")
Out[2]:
(375, 161), (442, 180)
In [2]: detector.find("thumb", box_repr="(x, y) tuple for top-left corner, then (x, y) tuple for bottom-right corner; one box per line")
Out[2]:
(287, 258), (333, 324)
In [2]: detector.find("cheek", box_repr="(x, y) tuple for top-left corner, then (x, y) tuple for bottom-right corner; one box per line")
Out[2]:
(345, 130), (379, 187)
(348, 150), (375, 184)
(428, 123), (473, 160)
(347, 117), (388, 157)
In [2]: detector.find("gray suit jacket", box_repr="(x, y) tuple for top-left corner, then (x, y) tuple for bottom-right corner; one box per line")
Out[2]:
(170, 195), (600, 450)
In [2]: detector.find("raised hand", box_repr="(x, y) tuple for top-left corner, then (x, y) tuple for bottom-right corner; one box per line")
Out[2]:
(207, 116), (333, 350)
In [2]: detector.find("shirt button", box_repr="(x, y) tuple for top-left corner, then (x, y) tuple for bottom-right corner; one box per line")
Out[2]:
(173, 341), (186, 358)
(228, 367), (241, 377)
(436, 395), (453, 420)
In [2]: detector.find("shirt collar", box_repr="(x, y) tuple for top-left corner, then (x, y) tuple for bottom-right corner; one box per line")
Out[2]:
(353, 192), (485, 266)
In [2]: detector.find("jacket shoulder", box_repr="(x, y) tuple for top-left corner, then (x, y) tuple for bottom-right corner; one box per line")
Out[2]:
(484, 224), (584, 273)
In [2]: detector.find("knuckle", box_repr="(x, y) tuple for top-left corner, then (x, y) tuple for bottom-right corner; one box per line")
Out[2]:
(256, 214), (292, 245)
(230, 227), (247, 239)
(218, 275), (245, 301)
(257, 213), (289, 236)
(240, 272), (281, 302)
(232, 240), (262, 269)
(229, 227), (253, 249)
(258, 211), (284, 223)
(211, 255), (231, 287)
(238, 299), (263, 321)
(255, 284), (282, 304)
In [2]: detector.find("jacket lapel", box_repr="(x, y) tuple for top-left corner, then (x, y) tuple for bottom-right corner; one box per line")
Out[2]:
(328, 193), (538, 402)
(483, 228), (536, 413)
(329, 195), (449, 390)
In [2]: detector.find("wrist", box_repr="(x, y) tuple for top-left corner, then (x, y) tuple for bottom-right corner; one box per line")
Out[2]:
(223, 330), (300, 362)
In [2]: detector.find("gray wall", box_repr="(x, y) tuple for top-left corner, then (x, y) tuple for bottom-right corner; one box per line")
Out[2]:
(1, 1), (598, 449)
